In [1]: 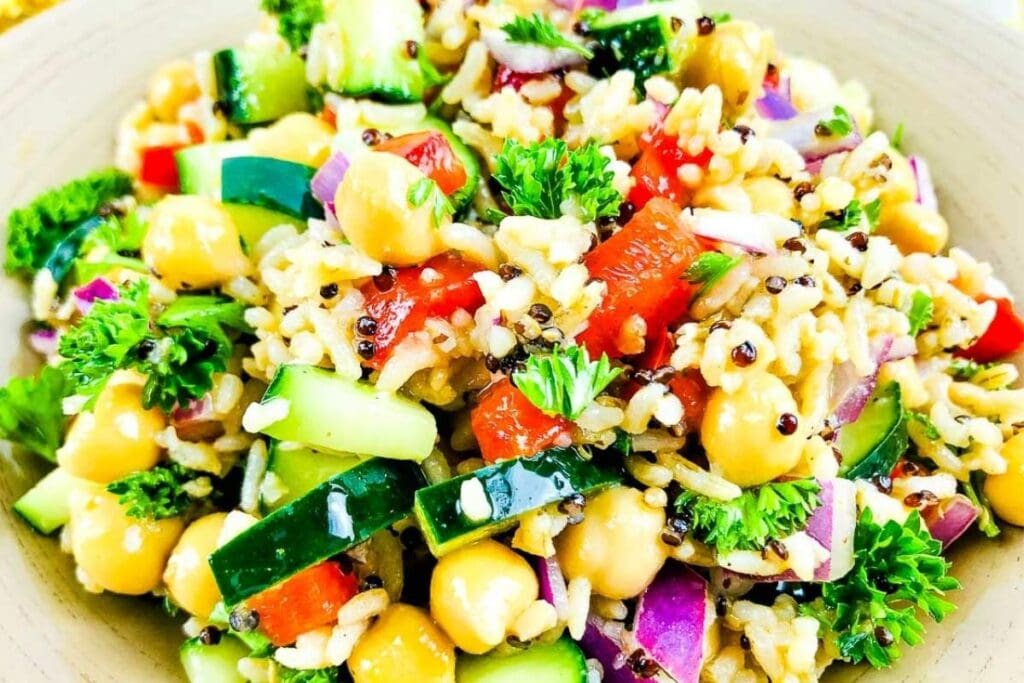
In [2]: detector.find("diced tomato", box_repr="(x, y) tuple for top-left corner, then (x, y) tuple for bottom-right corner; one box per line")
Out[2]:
(956, 297), (1024, 363)
(246, 562), (359, 647)
(185, 121), (205, 144)
(472, 378), (573, 463)
(139, 145), (183, 190)
(494, 65), (574, 121)
(320, 105), (338, 129)
(360, 254), (485, 369)
(628, 330), (709, 431)
(577, 198), (707, 359)
(374, 131), (468, 197)
(629, 128), (713, 210)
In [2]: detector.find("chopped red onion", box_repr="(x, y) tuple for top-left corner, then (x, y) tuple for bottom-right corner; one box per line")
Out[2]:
(483, 29), (587, 74)
(634, 564), (711, 682)
(29, 328), (60, 356)
(72, 277), (119, 315)
(924, 494), (979, 549)
(311, 151), (350, 215)
(755, 88), (798, 121)
(909, 155), (938, 211)
(770, 109), (862, 163)
(552, 0), (620, 9)
(171, 394), (224, 442)
(830, 335), (916, 426)
(580, 617), (654, 683)
(680, 208), (798, 255)
(535, 555), (570, 620)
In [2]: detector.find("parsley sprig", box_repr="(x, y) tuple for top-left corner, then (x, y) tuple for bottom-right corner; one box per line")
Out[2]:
(0, 366), (72, 461)
(502, 13), (593, 59)
(674, 479), (821, 554)
(407, 177), (455, 228)
(685, 251), (743, 296)
(906, 290), (935, 336)
(512, 344), (621, 420)
(818, 198), (882, 232)
(261, 0), (324, 50)
(492, 139), (622, 222)
(802, 509), (960, 669)
(816, 105), (855, 137)
(962, 472), (1001, 538)
(947, 358), (997, 381)
(107, 463), (203, 520)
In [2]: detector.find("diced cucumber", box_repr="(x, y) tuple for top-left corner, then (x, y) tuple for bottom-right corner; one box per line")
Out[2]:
(208, 602), (273, 656)
(213, 46), (310, 125)
(13, 468), (98, 534)
(257, 364), (438, 463)
(180, 635), (249, 683)
(838, 382), (909, 480)
(221, 157), (324, 221)
(327, 0), (428, 102)
(72, 254), (148, 285)
(415, 448), (622, 557)
(394, 116), (481, 213)
(43, 216), (105, 285)
(175, 141), (251, 197)
(222, 204), (306, 248)
(263, 442), (361, 513)
(209, 458), (425, 605)
(456, 638), (587, 683)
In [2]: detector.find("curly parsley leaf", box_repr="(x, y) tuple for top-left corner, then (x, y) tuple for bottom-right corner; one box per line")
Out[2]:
(685, 251), (743, 296)
(709, 11), (733, 24)
(908, 411), (941, 440)
(816, 105), (855, 137)
(802, 509), (959, 669)
(0, 366), (72, 461)
(260, 0), (324, 50)
(106, 463), (202, 520)
(502, 13), (593, 59)
(962, 472), (1001, 538)
(512, 344), (622, 420)
(493, 139), (622, 222)
(906, 290), (934, 336)
(892, 122), (906, 152)
(407, 177), (454, 228)
(674, 479), (821, 554)
(277, 667), (339, 683)
(5, 169), (133, 279)
(947, 358), (997, 381)
(819, 198), (882, 232)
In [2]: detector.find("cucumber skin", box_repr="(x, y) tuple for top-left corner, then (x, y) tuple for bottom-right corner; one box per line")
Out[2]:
(180, 635), (249, 683)
(175, 141), (251, 197)
(263, 442), (361, 513)
(222, 204), (306, 248)
(212, 48), (310, 125)
(456, 637), (587, 683)
(415, 448), (622, 557)
(43, 216), (105, 286)
(220, 157), (324, 220)
(588, 15), (683, 90)
(209, 458), (425, 606)
(838, 383), (909, 480)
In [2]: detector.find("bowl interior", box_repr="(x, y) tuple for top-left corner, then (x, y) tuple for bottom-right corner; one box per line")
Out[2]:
(0, 0), (1021, 680)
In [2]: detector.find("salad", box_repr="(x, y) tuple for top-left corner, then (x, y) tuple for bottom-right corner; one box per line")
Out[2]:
(2, 0), (1023, 681)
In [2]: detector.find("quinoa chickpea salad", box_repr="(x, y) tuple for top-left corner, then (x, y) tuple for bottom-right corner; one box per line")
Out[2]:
(2, 0), (1023, 681)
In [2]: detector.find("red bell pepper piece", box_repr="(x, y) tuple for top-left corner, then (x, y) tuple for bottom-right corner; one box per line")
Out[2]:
(471, 378), (573, 463)
(360, 253), (485, 369)
(956, 297), (1024, 363)
(374, 131), (468, 197)
(577, 198), (706, 359)
(139, 145), (183, 191)
(629, 127), (713, 210)
(628, 330), (709, 431)
(246, 562), (359, 646)
(494, 65), (574, 121)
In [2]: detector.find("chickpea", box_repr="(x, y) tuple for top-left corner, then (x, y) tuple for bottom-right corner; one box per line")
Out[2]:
(880, 150), (918, 205)
(249, 113), (335, 168)
(742, 177), (796, 219)
(556, 487), (668, 600)
(68, 489), (184, 595)
(875, 200), (949, 255)
(985, 432), (1024, 526)
(348, 604), (456, 683)
(701, 372), (804, 487)
(429, 540), (538, 654)
(142, 195), (251, 290)
(164, 513), (228, 618)
(335, 152), (446, 266)
(57, 371), (165, 484)
(148, 60), (201, 122)
(685, 21), (774, 114)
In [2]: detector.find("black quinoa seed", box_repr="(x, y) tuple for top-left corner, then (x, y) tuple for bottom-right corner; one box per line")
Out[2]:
(626, 649), (661, 678)
(617, 201), (636, 225)
(528, 303), (553, 324)
(776, 413), (799, 436)
(766, 539), (790, 560)
(228, 607), (260, 632)
(696, 15), (715, 35)
(733, 124), (755, 144)
(847, 282), (863, 296)
(795, 275), (816, 288)
(875, 626), (895, 647)
(572, 20), (591, 35)
(731, 341), (757, 367)
(873, 474), (893, 494)
(652, 365), (677, 384)
(361, 575), (384, 590)
(356, 315), (378, 337)
(356, 340), (376, 360)
(667, 516), (690, 535)
(661, 530), (683, 547)
(136, 339), (157, 359)
(710, 320), (732, 334)
(198, 626), (222, 646)
(847, 231), (869, 252)
(373, 266), (397, 291)
(484, 354), (502, 373)
(783, 237), (807, 253)
(715, 596), (728, 617)
(559, 493), (586, 525)
(506, 635), (530, 649)
(739, 634), (751, 650)
(405, 40), (419, 58)
(498, 263), (522, 281)
(320, 283), (339, 299)
(362, 128), (383, 146)
(670, 16), (684, 31)
(633, 368), (655, 386)
(814, 122), (832, 137)
(212, 99), (231, 117)
(903, 490), (939, 508)
(765, 275), (787, 294)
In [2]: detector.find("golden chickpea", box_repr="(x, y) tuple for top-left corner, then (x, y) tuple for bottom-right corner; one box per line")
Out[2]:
(556, 487), (668, 600)
(335, 152), (446, 266)
(875, 201), (949, 255)
(701, 372), (804, 487)
(742, 177), (797, 219)
(429, 540), (538, 654)
(985, 432), (1024, 526)
(148, 60), (201, 122)
(249, 113), (335, 168)
(68, 489), (184, 595)
(880, 151), (918, 205)
(349, 604), (456, 683)
(57, 371), (166, 484)
(142, 195), (251, 290)
(164, 513), (228, 618)
(685, 21), (774, 114)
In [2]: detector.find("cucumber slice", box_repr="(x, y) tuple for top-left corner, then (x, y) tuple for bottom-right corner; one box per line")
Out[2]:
(456, 638), (587, 683)
(175, 141), (251, 197)
(222, 204), (306, 248)
(838, 382), (909, 480)
(180, 635), (249, 683)
(221, 157), (324, 221)
(13, 468), (98, 534)
(213, 47), (310, 125)
(588, 2), (699, 89)
(209, 458), (425, 605)
(327, 0), (428, 103)
(256, 364), (437, 463)
(414, 448), (622, 557)
(43, 216), (105, 285)
(263, 442), (361, 513)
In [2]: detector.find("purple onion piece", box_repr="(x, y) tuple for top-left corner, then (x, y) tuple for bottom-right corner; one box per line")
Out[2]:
(535, 555), (570, 618)
(311, 151), (350, 210)
(830, 335), (917, 426)
(29, 328), (60, 356)
(72, 277), (119, 315)
(909, 155), (938, 211)
(770, 109), (862, 163)
(552, 0), (619, 9)
(633, 565), (710, 683)
(925, 494), (979, 549)
(580, 618), (654, 683)
(755, 88), (798, 121)
(483, 29), (586, 74)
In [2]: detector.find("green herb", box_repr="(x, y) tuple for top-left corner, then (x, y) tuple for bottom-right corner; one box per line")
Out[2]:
(710, 11), (733, 23)
(947, 358), (996, 381)
(501, 13), (593, 59)
(408, 177), (436, 208)
(419, 51), (450, 89)
(684, 252), (743, 296)
(802, 509), (959, 669)
(277, 667), (339, 683)
(612, 429), (633, 456)
(578, 8), (606, 25)
(906, 290), (935, 336)
(0, 366), (72, 461)
(674, 479), (821, 554)
(908, 411), (941, 440)
(962, 472), (1001, 538)
(512, 344), (622, 420)
(408, 177), (455, 228)
(106, 463), (201, 520)
(492, 139), (622, 222)
(818, 198), (882, 232)
(816, 105), (855, 138)
(892, 122), (906, 151)
(483, 207), (509, 224)
(163, 596), (182, 617)
(81, 210), (148, 256)
(5, 169), (133, 279)
(261, 0), (324, 50)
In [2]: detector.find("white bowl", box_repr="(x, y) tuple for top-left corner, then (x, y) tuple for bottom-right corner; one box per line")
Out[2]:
(0, 0), (1021, 680)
